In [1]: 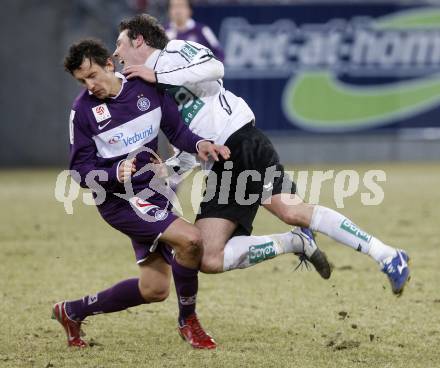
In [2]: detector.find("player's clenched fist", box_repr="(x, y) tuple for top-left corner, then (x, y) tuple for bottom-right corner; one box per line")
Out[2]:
(118, 158), (137, 183)
(197, 141), (230, 162)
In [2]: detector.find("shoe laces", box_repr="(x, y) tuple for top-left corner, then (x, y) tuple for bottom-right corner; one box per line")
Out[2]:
(294, 254), (312, 272)
(186, 315), (209, 340)
(293, 232), (312, 272)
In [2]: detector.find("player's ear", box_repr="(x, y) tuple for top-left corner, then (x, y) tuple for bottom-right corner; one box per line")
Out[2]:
(105, 58), (115, 72)
(135, 34), (144, 48)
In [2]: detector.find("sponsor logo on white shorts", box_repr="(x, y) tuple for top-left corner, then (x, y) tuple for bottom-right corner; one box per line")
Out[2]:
(263, 181), (273, 191)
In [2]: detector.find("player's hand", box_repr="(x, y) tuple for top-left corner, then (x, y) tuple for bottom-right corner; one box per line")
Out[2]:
(123, 65), (157, 83)
(197, 141), (231, 162)
(149, 157), (168, 178)
(118, 158), (137, 183)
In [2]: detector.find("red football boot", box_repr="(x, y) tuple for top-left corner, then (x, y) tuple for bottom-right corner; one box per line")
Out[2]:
(178, 314), (217, 349)
(52, 301), (87, 347)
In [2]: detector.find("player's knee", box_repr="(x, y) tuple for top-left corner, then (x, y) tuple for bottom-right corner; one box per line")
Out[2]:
(150, 288), (169, 302)
(278, 207), (309, 227)
(178, 228), (203, 258)
(139, 282), (170, 303)
(277, 208), (299, 225)
(200, 253), (222, 274)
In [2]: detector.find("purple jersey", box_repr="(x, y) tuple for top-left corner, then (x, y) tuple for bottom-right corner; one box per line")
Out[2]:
(165, 19), (224, 61)
(68, 73), (205, 262)
(69, 73), (203, 196)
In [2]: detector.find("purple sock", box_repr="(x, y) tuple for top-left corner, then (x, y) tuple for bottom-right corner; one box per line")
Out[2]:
(65, 278), (146, 321)
(171, 258), (198, 325)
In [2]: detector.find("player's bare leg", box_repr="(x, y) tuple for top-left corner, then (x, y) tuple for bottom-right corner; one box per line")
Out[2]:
(196, 217), (329, 277)
(196, 218), (237, 273)
(262, 194), (313, 227)
(52, 253), (170, 347)
(160, 218), (203, 269)
(263, 193), (410, 294)
(160, 218), (216, 349)
(138, 253), (171, 302)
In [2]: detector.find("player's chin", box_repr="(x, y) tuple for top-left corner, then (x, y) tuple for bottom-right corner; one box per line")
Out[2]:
(94, 91), (108, 99)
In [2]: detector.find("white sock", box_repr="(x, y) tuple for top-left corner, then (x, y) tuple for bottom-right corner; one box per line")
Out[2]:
(222, 232), (304, 271)
(309, 205), (396, 264)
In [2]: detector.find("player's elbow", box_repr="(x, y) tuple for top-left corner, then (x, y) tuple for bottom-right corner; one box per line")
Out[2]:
(212, 59), (224, 79)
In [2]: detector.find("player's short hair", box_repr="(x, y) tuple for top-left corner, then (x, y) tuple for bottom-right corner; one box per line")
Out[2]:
(64, 39), (110, 74)
(119, 14), (169, 50)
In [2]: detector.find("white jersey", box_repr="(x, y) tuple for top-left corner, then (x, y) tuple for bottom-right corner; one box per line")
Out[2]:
(145, 40), (255, 172)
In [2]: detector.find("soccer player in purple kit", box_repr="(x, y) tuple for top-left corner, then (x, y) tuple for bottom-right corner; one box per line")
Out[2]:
(165, 0), (224, 61)
(52, 39), (230, 349)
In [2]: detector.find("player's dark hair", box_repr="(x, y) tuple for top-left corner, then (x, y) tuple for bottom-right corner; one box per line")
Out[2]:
(64, 39), (110, 74)
(119, 14), (169, 50)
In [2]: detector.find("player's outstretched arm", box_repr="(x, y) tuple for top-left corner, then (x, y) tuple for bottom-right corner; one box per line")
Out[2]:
(159, 92), (230, 160)
(124, 41), (224, 86)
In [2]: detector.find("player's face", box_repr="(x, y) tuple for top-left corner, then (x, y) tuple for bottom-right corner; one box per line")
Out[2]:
(73, 58), (118, 99)
(169, 0), (191, 26)
(114, 30), (144, 67)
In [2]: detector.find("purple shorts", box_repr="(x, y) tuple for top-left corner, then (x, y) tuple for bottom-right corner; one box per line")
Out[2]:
(97, 193), (177, 264)
(131, 239), (174, 265)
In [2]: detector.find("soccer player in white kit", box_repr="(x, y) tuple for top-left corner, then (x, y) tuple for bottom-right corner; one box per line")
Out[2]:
(114, 14), (410, 296)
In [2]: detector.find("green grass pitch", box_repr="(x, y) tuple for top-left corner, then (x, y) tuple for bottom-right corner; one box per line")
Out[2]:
(0, 163), (439, 367)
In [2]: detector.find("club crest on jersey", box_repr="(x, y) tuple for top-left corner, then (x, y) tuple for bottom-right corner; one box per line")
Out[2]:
(137, 97), (150, 111)
(92, 103), (111, 123)
(154, 209), (169, 221)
